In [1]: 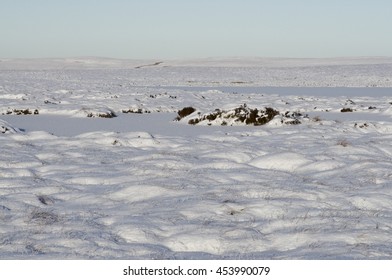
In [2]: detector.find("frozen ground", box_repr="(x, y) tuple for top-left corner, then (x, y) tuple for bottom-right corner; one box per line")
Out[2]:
(1, 57), (392, 259)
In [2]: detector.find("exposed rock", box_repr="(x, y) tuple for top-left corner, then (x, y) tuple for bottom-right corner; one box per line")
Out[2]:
(5, 108), (39, 115)
(1, 119), (20, 134)
(122, 108), (151, 114)
(83, 108), (117, 118)
(175, 107), (196, 121)
(180, 104), (280, 126)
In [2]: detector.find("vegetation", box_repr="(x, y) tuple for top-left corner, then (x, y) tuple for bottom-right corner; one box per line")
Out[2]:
(175, 107), (196, 121)
(181, 104), (280, 126)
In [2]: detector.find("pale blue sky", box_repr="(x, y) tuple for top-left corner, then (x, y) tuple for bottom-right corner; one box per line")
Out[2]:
(1, 0), (391, 59)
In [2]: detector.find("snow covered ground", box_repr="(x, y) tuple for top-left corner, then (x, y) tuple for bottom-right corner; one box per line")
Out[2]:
(1, 57), (392, 259)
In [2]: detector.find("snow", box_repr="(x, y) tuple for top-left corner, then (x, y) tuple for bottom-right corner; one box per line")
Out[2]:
(1, 57), (392, 259)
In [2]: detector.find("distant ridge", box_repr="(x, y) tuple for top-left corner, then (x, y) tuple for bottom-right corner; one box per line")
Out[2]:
(1, 56), (392, 70)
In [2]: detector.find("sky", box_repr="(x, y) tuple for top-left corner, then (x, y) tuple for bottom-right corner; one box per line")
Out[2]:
(1, 0), (392, 59)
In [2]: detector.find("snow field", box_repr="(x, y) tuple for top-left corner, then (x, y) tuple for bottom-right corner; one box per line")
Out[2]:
(1, 57), (392, 259)
(1, 119), (392, 259)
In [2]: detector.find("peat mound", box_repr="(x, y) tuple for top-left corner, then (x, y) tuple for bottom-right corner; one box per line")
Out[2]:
(176, 104), (280, 126)
(175, 105), (310, 126)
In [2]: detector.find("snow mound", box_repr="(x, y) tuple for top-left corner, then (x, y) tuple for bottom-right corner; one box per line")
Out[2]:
(382, 106), (392, 116)
(2, 108), (39, 115)
(250, 152), (312, 171)
(175, 105), (312, 127)
(177, 105), (280, 126)
(0, 119), (20, 134)
(79, 107), (117, 118)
